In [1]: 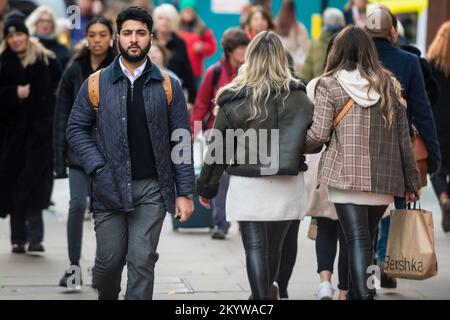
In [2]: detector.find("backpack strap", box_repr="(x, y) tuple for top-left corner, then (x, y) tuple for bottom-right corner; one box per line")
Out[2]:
(211, 61), (222, 88)
(88, 69), (173, 110)
(88, 69), (102, 112)
(332, 99), (354, 129)
(162, 71), (173, 106)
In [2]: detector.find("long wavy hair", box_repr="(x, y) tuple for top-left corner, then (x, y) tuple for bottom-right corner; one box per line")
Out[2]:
(427, 21), (450, 76)
(216, 31), (299, 122)
(323, 26), (405, 128)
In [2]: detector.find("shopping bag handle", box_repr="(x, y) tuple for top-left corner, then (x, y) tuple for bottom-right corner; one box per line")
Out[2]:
(406, 199), (422, 211)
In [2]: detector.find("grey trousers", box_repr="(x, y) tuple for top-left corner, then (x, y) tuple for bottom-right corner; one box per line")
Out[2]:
(211, 173), (230, 233)
(92, 178), (166, 300)
(67, 167), (89, 265)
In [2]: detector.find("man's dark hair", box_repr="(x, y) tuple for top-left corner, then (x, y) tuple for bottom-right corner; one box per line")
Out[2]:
(221, 28), (250, 56)
(116, 6), (153, 34)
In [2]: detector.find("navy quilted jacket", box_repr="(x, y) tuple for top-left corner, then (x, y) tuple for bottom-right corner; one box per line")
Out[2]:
(66, 56), (195, 213)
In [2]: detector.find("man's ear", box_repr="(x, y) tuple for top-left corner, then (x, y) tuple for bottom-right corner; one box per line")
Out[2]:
(390, 26), (398, 44)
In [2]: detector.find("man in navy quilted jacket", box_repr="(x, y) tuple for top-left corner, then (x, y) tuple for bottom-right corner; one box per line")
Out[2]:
(66, 7), (195, 300)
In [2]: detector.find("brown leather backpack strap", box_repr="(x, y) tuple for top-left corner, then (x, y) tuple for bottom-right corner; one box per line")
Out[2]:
(332, 98), (354, 129)
(88, 70), (102, 112)
(162, 71), (173, 106)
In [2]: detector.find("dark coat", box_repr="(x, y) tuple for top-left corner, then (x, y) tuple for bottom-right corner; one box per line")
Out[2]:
(373, 38), (441, 165)
(37, 35), (72, 69)
(197, 82), (314, 199)
(400, 44), (440, 107)
(430, 63), (450, 173)
(154, 32), (197, 104)
(66, 56), (195, 214)
(0, 44), (61, 215)
(54, 49), (116, 178)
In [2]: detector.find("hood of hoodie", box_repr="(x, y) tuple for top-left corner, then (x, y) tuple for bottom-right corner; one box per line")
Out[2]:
(335, 69), (380, 107)
(307, 69), (380, 108)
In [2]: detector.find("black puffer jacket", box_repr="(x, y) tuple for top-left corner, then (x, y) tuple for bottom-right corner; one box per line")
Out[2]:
(54, 49), (116, 178)
(66, 56), (195, 213)
(197, 81), (314, 199)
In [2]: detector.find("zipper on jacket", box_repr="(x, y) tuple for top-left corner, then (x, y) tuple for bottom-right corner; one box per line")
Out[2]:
(130, 82), (134, 103)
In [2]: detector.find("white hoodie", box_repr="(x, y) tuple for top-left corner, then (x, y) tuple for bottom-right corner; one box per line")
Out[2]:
(306, 70), (393, 206)
(306, 69), (380, 107)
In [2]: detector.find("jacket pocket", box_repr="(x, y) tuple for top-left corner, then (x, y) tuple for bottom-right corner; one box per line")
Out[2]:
(91, 163), (122, 211)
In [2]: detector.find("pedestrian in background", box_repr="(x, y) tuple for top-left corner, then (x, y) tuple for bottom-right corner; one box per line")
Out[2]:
(300, 7), (345, 81)
(343, 0), (367, 27)
(244, 5), (274, 40)
(428, 21), (450, 232)
(275, 0), (309, 76)
(153, 3), (197, 107)
(178, 0), (217, 85)
(364, 6), (441, 289)
(0, 11), (61, 253)
(54, 16), (116, 288)
(191, 27), (250, 240)
(26, 6), (72, 68)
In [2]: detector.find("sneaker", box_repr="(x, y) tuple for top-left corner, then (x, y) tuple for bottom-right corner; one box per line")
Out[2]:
(380, 272), (397, 289)
(11, 244), (26, 254)
(211, 229), (227, 240)
(27, 243), (45, 252)
(317, 281), (334, 300)
(59, 268), (83, 289)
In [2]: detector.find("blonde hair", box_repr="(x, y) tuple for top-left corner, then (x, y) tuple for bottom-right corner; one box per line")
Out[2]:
(216, 31), (299, 122)
(427, 21), (450, 76)
(153, 3), (180, 32)
(25, 6), (59, 38)
(0, 37), (55, 67)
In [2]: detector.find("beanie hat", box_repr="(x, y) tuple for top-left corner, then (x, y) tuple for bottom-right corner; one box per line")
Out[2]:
(3, 11), (29, 38)
(179, 0), (196, 11)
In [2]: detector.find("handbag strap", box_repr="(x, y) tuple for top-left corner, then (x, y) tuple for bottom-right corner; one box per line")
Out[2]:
(332, 99), (354, 129)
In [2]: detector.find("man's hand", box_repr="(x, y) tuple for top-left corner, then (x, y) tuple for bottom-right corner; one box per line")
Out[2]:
(174, 196), (194, 223)
(199, 196), (211, 209)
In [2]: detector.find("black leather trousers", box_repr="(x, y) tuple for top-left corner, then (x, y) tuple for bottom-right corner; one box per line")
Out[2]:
(239, 221), (292, 300)
(334, 204), (387, 300)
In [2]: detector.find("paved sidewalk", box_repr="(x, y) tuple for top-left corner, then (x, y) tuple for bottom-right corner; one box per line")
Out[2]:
(0, 178), (449, 300)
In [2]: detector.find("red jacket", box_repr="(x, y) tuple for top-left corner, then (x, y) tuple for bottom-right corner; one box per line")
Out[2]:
(178, 28), (217, 78)
(190, 56), (237, 136)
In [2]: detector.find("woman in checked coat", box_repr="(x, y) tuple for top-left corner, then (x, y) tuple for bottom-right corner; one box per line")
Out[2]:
(304, 26), (421, 300)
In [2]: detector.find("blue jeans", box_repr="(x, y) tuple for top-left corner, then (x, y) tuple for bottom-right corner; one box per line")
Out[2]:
(376, 197), (405, 263)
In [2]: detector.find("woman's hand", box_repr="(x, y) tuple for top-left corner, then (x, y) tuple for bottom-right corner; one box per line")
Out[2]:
(406, 190), (421, 203)
(199, 196), (211, 209)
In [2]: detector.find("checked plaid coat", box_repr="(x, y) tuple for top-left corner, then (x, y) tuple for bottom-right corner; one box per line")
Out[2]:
(304, 76), (421, 197)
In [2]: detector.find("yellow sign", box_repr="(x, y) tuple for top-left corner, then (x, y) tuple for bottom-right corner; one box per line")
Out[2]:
(368, 0), (428, 15)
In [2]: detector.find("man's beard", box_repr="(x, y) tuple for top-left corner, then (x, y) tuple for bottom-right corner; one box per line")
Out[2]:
(118, 41), (151, 63)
